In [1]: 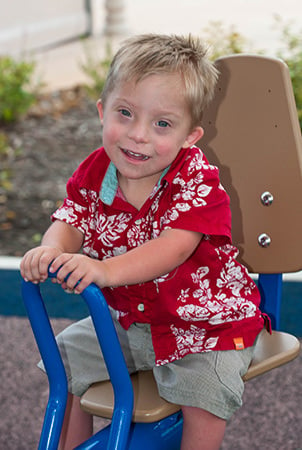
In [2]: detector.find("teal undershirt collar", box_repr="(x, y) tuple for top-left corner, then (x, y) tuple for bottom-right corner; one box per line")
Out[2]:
(99, 162), (118, 205)
(99, 161), (170, 206)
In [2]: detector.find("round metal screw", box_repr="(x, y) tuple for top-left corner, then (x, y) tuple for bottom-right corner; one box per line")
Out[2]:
(258, 233), (271, 248)
(260, 191), (274, 206)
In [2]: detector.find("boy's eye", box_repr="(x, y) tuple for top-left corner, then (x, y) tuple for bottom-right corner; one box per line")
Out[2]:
(156, 120), (169, 128)
(119, 109), (131, 117)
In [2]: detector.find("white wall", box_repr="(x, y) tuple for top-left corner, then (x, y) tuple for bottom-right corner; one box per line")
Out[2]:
(0, 0), (89, 55)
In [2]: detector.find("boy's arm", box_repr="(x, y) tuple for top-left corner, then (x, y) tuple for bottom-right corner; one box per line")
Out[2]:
(102, 228), (202, 286)
(41, 220), (84, 252)
(20, 220), (84, 283)
(50, 228), (202, 293)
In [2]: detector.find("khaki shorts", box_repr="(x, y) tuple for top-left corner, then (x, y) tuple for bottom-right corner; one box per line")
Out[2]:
(42, 310), (256, 420)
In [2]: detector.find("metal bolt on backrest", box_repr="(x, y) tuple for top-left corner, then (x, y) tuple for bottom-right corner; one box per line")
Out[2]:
(257, 192), (274, 247)
(260, 191), (274, 206)
(258, 233), (271, 248)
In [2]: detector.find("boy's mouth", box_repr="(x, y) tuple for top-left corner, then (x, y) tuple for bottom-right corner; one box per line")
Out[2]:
(122, 148), (150, 161)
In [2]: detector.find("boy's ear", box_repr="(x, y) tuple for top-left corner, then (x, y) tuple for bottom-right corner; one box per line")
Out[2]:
(96, 99), (104, 124)
(183, 126), (204, 149)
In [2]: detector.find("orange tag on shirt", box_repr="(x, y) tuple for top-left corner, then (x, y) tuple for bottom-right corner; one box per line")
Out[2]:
(233, 337), (245, 350)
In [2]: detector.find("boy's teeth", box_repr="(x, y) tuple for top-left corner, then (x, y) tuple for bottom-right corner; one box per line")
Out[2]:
(124, 149), (149, 160)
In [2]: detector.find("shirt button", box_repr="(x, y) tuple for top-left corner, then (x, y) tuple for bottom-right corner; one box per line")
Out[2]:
(135, 219), (142, 225)
(137, 303), (145, 312)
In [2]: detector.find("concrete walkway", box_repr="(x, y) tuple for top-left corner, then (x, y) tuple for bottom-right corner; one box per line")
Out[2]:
(31, 0), (302, 92)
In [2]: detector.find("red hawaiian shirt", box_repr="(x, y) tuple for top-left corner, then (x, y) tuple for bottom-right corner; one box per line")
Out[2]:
(53, 146), (264, 365)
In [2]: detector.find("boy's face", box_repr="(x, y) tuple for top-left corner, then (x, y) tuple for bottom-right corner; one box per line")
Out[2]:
(97, 73), (203, 189)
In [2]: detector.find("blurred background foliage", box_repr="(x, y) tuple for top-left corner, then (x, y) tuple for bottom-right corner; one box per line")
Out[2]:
(0, 18), (301, 194)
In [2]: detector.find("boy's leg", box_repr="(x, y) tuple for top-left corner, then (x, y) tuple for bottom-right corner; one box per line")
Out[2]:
(59, 393), (93, 450)
(52, 318), (156, 449)
(154, 345), (256, 449)
(181, 405), (226, 450)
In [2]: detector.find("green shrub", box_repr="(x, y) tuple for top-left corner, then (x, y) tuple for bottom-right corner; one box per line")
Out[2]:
(274, 17), (302, 130)
(0, 56), (36, 122)
(201, 21), (255, 60)
(0, 132), (13, 190)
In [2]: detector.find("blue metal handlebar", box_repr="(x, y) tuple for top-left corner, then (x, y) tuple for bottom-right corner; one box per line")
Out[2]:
(21, 271), (134, 450)
(22, 277), (68, 450)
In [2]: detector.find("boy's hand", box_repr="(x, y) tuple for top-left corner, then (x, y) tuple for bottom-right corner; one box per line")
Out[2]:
(49, 253), (106, 294)
(20, 246), (63, 284)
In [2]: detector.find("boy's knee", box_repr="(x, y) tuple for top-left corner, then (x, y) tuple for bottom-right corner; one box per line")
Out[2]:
(181, 406), (226, 450)
(182, 405), (225, 424)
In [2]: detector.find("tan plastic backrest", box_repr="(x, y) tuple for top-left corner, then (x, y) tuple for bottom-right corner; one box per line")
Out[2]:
(201, 55), (302, 273)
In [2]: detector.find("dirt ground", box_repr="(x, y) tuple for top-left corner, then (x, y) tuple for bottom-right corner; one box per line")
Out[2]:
(0, 88), (102, 256)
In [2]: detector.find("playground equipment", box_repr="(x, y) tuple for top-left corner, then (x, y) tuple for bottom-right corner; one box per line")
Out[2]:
(22, 54), (302, 449)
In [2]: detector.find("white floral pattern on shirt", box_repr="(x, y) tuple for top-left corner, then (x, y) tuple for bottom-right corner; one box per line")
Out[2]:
(52, 146), (264, 365)
(176, 246), (257, 327)
(170, 323), (219, 359)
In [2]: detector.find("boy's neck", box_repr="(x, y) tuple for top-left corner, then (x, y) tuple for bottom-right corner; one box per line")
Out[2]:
(117, 173), (160, 210)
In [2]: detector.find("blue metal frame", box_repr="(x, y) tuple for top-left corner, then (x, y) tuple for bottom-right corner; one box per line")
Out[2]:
(258, 273), (282, 330)
(21, 279), (68, 450)
(21, 271), (282, 449)
(21, 274), (182, 450)
(75, 413), (182, 450)
(81, 284), (134, 450)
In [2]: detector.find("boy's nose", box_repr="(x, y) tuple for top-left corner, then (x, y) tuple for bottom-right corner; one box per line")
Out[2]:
(128, 120), (148, 143)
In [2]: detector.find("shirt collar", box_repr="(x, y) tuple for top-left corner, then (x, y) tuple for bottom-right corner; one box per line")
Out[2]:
(99, 162), (171, 206)
(99, 161), (118, 205)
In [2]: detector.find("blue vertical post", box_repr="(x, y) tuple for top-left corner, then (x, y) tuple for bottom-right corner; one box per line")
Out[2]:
(22, 276), (134, 450)
(80, 284), (134, 450)
(258, 273), (282, 330)
(21, 280), (68, 450)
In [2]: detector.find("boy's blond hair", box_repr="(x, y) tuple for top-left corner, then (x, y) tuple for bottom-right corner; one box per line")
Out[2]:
(101, 34), (218, 127)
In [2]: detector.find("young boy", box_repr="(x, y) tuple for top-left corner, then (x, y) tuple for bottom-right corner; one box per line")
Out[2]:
(21, 34), (265, 449)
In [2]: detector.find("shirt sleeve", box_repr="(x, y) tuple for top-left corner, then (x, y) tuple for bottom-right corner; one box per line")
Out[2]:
(51, 179), (90, 234)
(160, 148), (232, 240)
(51, 148), (107, 234)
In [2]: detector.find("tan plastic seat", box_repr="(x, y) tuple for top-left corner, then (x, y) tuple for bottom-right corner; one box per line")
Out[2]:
(81, 55), (301, 422)
(81, 370), (180, 423)
(80, 330), (300, 422)
(242, 329), (300, 381)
